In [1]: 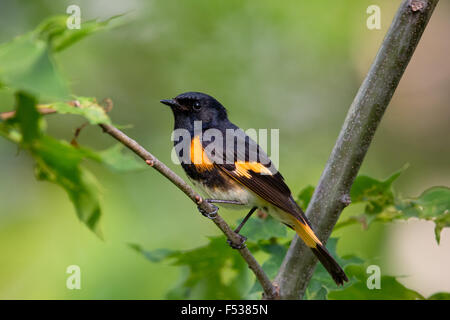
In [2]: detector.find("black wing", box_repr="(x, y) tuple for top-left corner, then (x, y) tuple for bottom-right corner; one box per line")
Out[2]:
(208, 126), (308, 223)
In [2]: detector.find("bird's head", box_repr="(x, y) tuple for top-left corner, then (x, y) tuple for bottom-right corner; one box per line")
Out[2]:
(161, 92), (228, 130)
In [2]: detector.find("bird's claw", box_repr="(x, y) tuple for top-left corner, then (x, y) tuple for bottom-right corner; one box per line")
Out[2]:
(227, 234), (247, 249)
(197, 203), (218, 219)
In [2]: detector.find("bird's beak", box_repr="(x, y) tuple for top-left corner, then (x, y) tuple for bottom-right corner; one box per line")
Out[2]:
(160, 99), (178, 108)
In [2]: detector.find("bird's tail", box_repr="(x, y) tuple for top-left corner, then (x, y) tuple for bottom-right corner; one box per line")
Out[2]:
(291, 219), (348, 286)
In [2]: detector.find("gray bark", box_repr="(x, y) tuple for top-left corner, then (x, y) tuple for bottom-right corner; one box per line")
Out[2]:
(274, 0), (440, 299)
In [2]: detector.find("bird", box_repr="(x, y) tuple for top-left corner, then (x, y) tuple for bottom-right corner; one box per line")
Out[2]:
(161, 91), (348, 286)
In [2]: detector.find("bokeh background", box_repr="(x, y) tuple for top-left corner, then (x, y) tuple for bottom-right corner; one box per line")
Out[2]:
(0, 0), (449, 299)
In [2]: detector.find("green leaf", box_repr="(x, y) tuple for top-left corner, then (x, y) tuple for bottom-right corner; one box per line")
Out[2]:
(0, 15), (125, 100)
(2, 93), (104, 236)
(427, 292), (450, 300)
(128, 244), (175, 263)
(434, 212), (450, 244)
(247, 238), (366, 299)
(0, 15), (129, 238)
(325, 261), (450, 300)
(334, 166), (449, 243)
(304, 238), (364, 300)
(32, 135), (103, 237)
(0, 33), (69, 100)
(0, 129), (105, 237)
(249, 243), (287, 294)
(0, 32), (46, 76)
(133, 236), (251, 299)
(396, 187), (450, 244)
(350, 167), (404, 214)
(238, 215), (286, 242)
(55, 15), (127, 52)
(327, 265), (424, 300)
(169, 236), (250, 299)
(1, 93), (131, 238)
(334, 166), (405, 230)
(44, 97), (111, 125)
(35, 15), (127, 53)
(259, 243), (287, 279)
(14, 91), (41, 145)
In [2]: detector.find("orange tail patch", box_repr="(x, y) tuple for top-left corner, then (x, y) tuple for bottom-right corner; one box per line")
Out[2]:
(291, 219), (322, 248)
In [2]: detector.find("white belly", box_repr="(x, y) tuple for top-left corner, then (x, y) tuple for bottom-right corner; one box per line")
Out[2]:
(190, 178), (261, 210)
(189, 178), (294, 231)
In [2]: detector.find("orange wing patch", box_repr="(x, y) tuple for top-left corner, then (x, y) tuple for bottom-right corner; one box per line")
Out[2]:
(190, 136), (213, 171)
(233, 161), (272, 178)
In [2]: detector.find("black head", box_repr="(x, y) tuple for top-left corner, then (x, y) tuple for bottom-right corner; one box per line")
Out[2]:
(161, 92), (228, 131)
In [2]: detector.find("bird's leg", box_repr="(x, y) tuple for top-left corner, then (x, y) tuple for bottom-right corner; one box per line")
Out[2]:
(235, 206), (257, 234)
(227, 206), (257, 250)
(197, 199), (245, 219)
(204, 199), (247, 205)
(196, 199), (255, 249)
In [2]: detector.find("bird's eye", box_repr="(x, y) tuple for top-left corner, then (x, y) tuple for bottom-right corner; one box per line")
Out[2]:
(193, 102), (201, 111)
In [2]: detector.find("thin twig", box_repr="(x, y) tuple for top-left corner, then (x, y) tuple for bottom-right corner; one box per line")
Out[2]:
(0, 107), (56, 120)
(273, 0), (439, 299)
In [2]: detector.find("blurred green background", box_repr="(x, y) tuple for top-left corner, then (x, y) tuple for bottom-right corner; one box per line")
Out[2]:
(0, 0), (449, 299)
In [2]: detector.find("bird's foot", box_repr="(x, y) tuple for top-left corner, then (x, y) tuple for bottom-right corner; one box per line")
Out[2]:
(197, 202), (218, 219)
(227, 234), (247, 249)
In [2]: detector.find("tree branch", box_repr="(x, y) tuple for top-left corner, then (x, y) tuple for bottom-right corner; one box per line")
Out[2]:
(99, 123), (278, 299)
(274, 0), (439, 299)
(0, 108), (278, 299)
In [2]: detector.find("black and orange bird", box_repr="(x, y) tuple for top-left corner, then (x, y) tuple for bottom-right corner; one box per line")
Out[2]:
(161, 92), (348, 286)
